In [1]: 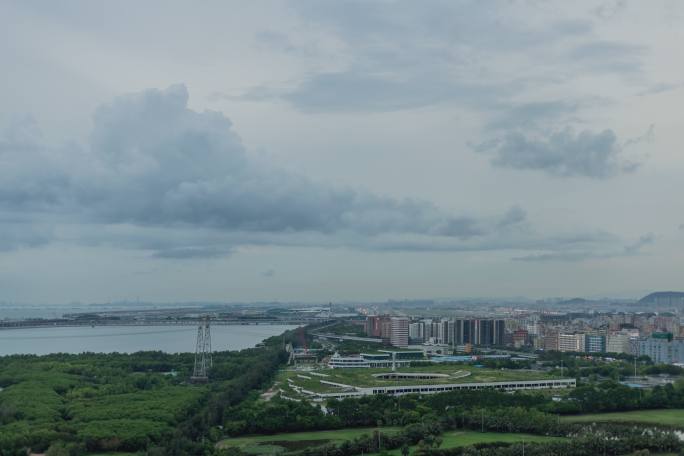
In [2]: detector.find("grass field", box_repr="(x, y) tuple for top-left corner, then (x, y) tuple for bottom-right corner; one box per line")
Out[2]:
(280, 364), (559, 394)
(217, 427), (402, 454)
(368, 431), (565, 455)
(561, 409), (684, 428)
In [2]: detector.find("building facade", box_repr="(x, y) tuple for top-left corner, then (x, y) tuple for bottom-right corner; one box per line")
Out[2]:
(638, 334), (684, 365)
(390, 317), (410, 347)
(558, 333), (585, 352)
(585, 334), (606, 353)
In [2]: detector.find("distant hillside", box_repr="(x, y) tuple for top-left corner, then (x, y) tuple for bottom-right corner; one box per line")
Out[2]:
(639, 291), (684, 305)
(558, 297), (591, 305)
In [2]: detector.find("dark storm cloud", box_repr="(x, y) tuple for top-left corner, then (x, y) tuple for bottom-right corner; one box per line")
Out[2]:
(75, 85), (505, 238)
(0, 117), (73, 209)
(0, 85), (646, 261)
(474, 128), (640, 178)
(0, 85), (539, 257)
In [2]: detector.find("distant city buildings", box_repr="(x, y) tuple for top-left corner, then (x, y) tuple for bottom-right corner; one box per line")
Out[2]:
(366, 316), (505, 348)
(359, 308), (684, 365)
(638, 333), (684, 365)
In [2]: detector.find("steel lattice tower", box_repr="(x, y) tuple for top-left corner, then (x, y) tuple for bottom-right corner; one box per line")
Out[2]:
(191, 316), (212, 383)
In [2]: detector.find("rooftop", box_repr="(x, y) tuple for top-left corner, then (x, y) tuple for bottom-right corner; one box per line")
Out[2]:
(281, 364), (559, 394)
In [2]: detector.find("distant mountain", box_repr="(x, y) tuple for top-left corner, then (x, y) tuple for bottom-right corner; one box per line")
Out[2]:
(559, 297), (591, 305)
(639, 291), (684, 305)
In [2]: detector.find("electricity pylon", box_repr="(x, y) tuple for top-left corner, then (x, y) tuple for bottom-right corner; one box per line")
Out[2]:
(191, 316), (212, 383)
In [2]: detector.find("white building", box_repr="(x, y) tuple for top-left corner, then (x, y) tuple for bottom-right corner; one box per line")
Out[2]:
(638, 336), (684, 365)
(300, 378), (576, 401)
(391, 317), (410, 347)
(558, 333), (585, 352)
(327, 353), (370, 368)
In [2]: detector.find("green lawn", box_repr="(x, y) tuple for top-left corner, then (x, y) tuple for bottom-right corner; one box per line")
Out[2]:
(561, 409), (684, 428)
(218, 429), (564, 455)
(217, 427), (402, 454)
(89, 453), (138, 456)
(280, 364), (559, 394)
(368, 431), (565, 455)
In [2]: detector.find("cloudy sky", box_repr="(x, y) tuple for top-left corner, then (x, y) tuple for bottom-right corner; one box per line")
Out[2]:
(1, 0), (683, 304)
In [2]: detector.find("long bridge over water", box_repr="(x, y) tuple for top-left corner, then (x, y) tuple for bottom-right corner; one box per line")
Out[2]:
(0, 317), (325, 330)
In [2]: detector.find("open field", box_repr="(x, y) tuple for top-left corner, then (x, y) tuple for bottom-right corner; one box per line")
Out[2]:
(369, 431), (566, 455)
(217, 427), (402, 454)
(280, 364), (560, 394)
(561, 409), (684, 428)
(218, 429), (563, 455)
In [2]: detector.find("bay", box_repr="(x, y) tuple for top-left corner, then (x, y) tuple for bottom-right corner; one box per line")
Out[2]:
(0, 324), (297, 356)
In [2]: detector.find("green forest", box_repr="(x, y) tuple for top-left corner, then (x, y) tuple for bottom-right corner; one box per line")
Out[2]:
(3, 325), (684, 456)
(0, 329), (296, 455)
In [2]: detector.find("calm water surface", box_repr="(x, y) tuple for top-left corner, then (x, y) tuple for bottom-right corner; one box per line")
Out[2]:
(0, 325), (297, 355)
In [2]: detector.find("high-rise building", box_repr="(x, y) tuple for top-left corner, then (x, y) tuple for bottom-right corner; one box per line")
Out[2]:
(449, 318), (505, 346)
(365, 315), (382, 337)
(447, 319), (456, 346)
(423, 319), (434, 340)
(390, 317), (409, 347)
(584, 334), (606, 353)
(453, 319), (466, 345)
(408, 322), (424, 342)
(494, 319), (505, 346)
(480, 319), (493, 345)
(365, 315), (394, 342)
(380, 318), (393, 342)
(440, 319), (451, 345)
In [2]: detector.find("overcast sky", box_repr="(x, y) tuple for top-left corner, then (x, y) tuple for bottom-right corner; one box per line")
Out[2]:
(1, 0), (683, 304)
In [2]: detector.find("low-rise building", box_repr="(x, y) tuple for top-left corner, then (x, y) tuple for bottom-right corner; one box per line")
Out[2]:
(558, 333), (585, 352)
(606, 332), (631, 354)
